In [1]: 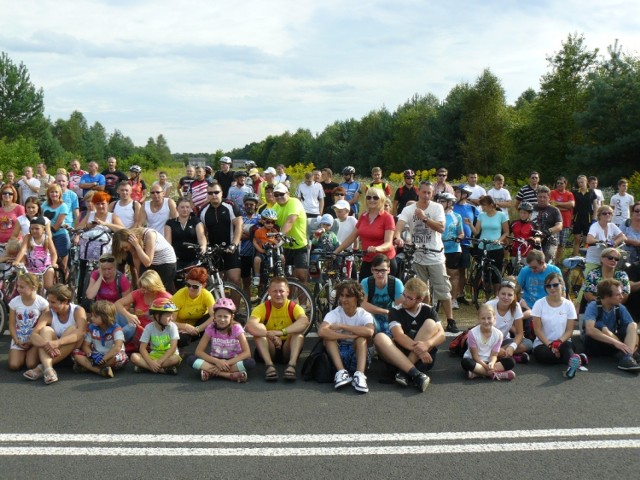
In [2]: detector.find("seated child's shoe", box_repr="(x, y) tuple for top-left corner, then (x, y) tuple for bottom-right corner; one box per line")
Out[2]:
(492, 370), (516, 381)
(351, 371), (369, 393)
(413, 373), (430, 392)
(394, 372), (409, 387)
(100, 366), (114, 378)
(334, 369), (352, 389)
(565, 354), (581, 379)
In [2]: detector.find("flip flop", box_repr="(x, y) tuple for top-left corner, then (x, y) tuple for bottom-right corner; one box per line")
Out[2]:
(23, 364), (44, 381)
(44, 368), (58, 385)
(264, 364), (279, 382)
(283, 364), (297, 381)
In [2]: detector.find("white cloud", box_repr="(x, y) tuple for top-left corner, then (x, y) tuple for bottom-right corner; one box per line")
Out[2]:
(2, 0), (640, 153)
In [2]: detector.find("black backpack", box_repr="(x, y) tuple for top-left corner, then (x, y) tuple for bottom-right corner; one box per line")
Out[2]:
(301, 339), (336, 383)
(367, 275), (397, 306)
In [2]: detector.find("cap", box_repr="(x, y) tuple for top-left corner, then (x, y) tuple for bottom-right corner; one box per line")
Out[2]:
(30, 216), (47, 227)
(248, 168), (260, 176)
(264, 167), (276, 175)
(319, 214), (334, 226)
(332, 199), (350, 210)
(273, 183), (289, 194)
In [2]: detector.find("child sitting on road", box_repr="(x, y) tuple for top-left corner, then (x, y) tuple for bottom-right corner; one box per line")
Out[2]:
(461, 303), (516, 381)
(72, 301), (128, 378)
(186, 298), (255, 383)
(130, 298), (181, 375)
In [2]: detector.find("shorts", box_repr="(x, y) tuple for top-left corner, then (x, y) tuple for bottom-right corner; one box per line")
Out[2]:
(572, 221), (591, 236)
(222, 250), (241, 271)
(373, 317), (391, 337)
(394, 345), (439, 372)
(149, 350), (183, 364)
(584, 333), (626, 357)
(74, 349), (129, 369)
(445, 252), (461, 270)
(240, 255), (253, 278)
(414, 263), (452, 301)
(284, 247), (308, 270)
(458, 245), (471, 269)
(558, 227), (571, 248)
(500, 336), (533, 353)
(338, 341), (371, 374)
(10, 338), (33, 351)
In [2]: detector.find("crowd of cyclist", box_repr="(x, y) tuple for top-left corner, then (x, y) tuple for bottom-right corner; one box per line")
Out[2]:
(1, 159), (639, 386)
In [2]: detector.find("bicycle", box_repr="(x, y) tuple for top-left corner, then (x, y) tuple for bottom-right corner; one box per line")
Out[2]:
(177, 242), (251, 325)
(467, 238), (503, 309)
(0, 263), (19, 335)
(503, 235), (542, 278)
(395, 242), (444, 306)
(257, 232), (316, 331)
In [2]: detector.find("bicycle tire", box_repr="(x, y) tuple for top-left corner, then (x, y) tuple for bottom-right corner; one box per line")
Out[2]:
(314, 281), (334, 331)
(0, 301), (6, 336)
(260, 278), (316, 334)
(209, 282), (252, 326)
(566, 267), (584, 302)
(472, 266), (502, 308)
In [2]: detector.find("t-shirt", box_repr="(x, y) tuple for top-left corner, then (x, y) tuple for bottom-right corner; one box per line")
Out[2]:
(443, 211), (463, 254)
(60, 190), (79, 227)
(583, 301), (633, 337)
(370, 181), (392, 197)
(140, 321), (180, 355)
(355, 211), (396, 262)
(18, 177), (41, 204)
(90, 270), (131, 303)
(485, 298), (524, 339)
(272, 198), (308, 249)
(467, 184), (486, 201)
(42, 202), (71, 237)
(79, 173), (106, 197)
(201, 201), (240, 246)
(610, 193), (634, 227)
(340, 180), (361, 216)
(464, 325), (503, 361)
(85, 324), (125, 355)
(585, 222), (623, 264)
(393, 184), (419, 215)
(621, 224), (640, 263)
(227, 185), (253, 214)
(572, 189), (596, 225)
(582, 268), (630, 297)
(179, 176), (195, 198)
(165, 216), (202, 263)
(0, 204), (25, 243)
(250, 299), (306, 334)
(68, 169), (86, 198)
(172, 287), (215, 324)
(131, 289), (173, 328)
(321, 181), (339, 214)
(322, 306), (374, 343)
(128, 179), (147, 203)
(213, 170), (234, 198)
(510, 220), (535, 258)
(533, 206), (562, 245)
(550, 190), (575, 228)
(487, 188), (512, 206)
(516, 184), (538, 207)
(189, 179), (210, 213)
(336, 216), (357, 247)
(517, 264), (562, 308)
(397, 202), (446, 266)
(453, 203), (478, 247)
(477, 210), (508, 250)
(8, 294), (49, 343)
(388, 303), (439, 337)
(296, 182), (325, 215)
(361, 276), (404, 327)
(531, 297), (576, 348)
(204, 322), (245, 359)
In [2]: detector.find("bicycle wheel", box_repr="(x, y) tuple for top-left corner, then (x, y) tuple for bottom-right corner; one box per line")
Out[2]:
(314, 281), (334, 331)
(472, 266), (502, 308)
(0, 301), (6, 336)
(566, 267), (584, 302)
(260, 279), (316, 333)
(210, 282), (252, 326)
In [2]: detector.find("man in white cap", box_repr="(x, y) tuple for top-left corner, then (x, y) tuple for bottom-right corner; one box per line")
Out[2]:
(272, 183), (308, 283)
(333, 199), (358, 251)
(214, 156), (234, 198)
(260, 167), (277, 204)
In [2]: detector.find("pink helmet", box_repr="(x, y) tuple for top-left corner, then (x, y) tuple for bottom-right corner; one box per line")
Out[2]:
(213, 297), (236, 313)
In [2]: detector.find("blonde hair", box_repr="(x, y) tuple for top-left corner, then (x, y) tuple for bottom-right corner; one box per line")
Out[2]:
(112, 227), (146, 263)
(17, 272), (41, 291)
(92, 300), (116, 327)
(404, 277), (428, 299)
(365, 186), (386, 213)
(137, 270), (166, 293)
(477, 303), (496, 320)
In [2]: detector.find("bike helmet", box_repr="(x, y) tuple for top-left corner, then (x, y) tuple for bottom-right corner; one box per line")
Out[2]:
(454, 184), (473, 196)
(518, 201), (534, 212)
(342, 166), (356, 175)
(213, 297), (236, 313)
(149, 298), (179, 313)
(403, 169), (415, 178)
(129, 165), (142, 173)
(220, 156), (232, 164)
(244, 160), (257, 168)
(437, 192), (456, 203)
(261, 208), (278, 221)
(234, 170), (247, 178)
(243, 192), (259, 204)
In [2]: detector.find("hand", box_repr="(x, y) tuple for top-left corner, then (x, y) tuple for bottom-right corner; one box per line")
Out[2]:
(617, 341), (633, 355)
(464, 218), (471, 225)
(128, 313), (141, 326)
(367, 246), (377, 253)
(394, 237), (404, 248)
(215, 359), (231, 372)
(128, 234), (138, 246)
(147, 359), (161, 373)
(189, 325), (200, 336)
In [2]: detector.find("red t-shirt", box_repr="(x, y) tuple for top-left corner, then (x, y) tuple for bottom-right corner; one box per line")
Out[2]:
(0, 204), (25, 243)
(510, 220), (535, 257)
(356, 211), (396, 262)
(550, 189), (575, 228)
(131, 289), (172, 327)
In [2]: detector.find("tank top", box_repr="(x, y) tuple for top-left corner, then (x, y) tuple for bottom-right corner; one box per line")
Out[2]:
(143, 228), (176, 265)
(113, 200), (137, 229)
(27, 234), (52, 274)
(51, 303), (79, 338)
(144, 198), (170, 235)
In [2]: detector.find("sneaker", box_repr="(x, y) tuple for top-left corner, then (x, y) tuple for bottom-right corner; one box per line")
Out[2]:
(617, 355), (640, 372)
(514, 352), (530, 364)
(252, 276), (260, 287)
(452, 299), (460, 310)
(395, 372), (409, 387)
(334, 369), (352, 389)
(413, 373), (430, 392)
(133, 365), (142, 373)
(164, 366), (178, 376)
(352, 371), (369, 393)
(445, 319), (460, 333)
(565, 354), (581, 379)
(578, 353), (589, 371)
(457, 296), (471, 306)
(492, 370), (516, 381)
(100, 366), (114, 378)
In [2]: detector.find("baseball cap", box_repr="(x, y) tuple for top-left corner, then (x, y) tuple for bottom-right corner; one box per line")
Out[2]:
(332, 200), (350, 210)
(320, 214), (334, 226)
(249, 168), (260, 176)
(273, 183), (289, 194)
(264, 167), (276, 175)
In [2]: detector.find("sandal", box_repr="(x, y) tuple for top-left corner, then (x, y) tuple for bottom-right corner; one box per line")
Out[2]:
(264, 364), (279, 382)
(44, 368), (58, 385)
(229, 371), (248, 383)
(283, 364), (297, 381)
(24, 364), (44, 381)
(200, 370), (211, 382)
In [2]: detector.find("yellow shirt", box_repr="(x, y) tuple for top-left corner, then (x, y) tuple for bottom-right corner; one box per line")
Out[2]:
(250, 299), (305, 337)
(172, 287), (215, 325)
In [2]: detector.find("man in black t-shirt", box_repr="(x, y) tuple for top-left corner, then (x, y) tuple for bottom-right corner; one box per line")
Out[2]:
(101, 157), (128, 200)
(320, 168), (339, 215)
(392, 170), (419, 216)
(178, 165), (196, 198)
(533, 186), (563, 262)
(373, 277), (445, 392)
(214, 156), (235, 198)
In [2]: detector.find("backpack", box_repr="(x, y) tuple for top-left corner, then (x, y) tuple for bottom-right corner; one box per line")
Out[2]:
(583, 300), (622, 333)
(448, 328), (472, 357)
(264, 299), (297, 323)
(301, 339), (336, 383)
(367, 275), (397, 306)
(79, 227), (113, 261)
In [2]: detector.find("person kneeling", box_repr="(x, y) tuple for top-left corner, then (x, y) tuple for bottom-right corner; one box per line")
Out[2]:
(374, 278), (444, 392)
(583, 279), (640, 372)
(318, 280), (374, 393)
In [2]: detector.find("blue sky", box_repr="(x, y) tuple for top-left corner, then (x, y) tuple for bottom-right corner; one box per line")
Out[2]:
(2, 0), (639, 153)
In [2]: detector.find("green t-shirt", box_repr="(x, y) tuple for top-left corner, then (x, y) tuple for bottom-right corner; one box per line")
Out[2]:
(274, 198), (308, 248)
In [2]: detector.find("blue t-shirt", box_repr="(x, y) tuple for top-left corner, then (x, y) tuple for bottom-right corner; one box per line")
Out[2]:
(443, 211), (463, 254)
(61, 190), (79, 226)
(517, 264), (562, 308)
(453, 203), (478, 247)
(361, 276), (404, 329)
(42, 202), (71, 237)
(478, 210), (508, 250)
(340, 180), (361, 216)
(79, 173), (106, 197)
(582, 301), (633, 338)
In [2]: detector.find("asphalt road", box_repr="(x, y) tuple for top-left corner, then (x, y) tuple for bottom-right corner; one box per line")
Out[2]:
(0, 334), (638, 479)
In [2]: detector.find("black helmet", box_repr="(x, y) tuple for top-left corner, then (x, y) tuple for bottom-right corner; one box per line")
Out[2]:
(342, 166), (355, 175)
(234, 170), (247, 178)
(519, 201), (534, 212)
(403, 169), (415, 178)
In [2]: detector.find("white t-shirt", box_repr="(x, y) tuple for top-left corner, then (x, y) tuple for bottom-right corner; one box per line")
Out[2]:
(467, 184), (487, 201)
(296, 182), (325, 215)
(593, 188), (604, 209)
(487, 188), (512, 205)
(398, 201), (446, 266)
(531, 297), (576, 348)
(610, 193), (634, 227)
(463, 325), (503, 361)
(322, 306), (374, 343)
(18, 178), (41, 205)
(485, 298), (523, 339)
(336, 216), (357, 246)
(585, 222), (622, 264)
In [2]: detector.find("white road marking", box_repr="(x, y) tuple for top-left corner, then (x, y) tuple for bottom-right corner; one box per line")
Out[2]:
(0, 440), (639, 456)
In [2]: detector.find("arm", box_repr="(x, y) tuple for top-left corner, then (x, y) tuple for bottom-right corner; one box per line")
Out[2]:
(549, 220), (563, 235)
(135, 230), (156, 267)
(135, 204), (147, 228)
(334, 228), (359, 254)
(584, 320), (633, 354)
(84, 271), (102, 300)
(115, 293), (140, 326)
(51, 211), (66, 233)
(279, 214), (298, 236)
(164, 224), (172, 245)
(499, 219), (509, 244)
(231, 216), (242, 246)
(318, 321), (374, 340)
(168, 199), (178, 219)
(368, 228), (394, 254)
(46, 235), (58, 267)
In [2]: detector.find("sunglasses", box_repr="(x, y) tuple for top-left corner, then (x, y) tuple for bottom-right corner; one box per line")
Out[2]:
(437, 174), (446, 177)
(207, 191), (222, 195)
(151, 191), (163, 194)
(366, 195), (379, 201)
(99, 256), (116, 263)
(263, 220), (275, 224)
(603, 255), (620, 261)
(372, 268), (388, 273)
(186, 283), (202, 290)
(545, 282), (562, 289)
(500, 280), (516, 289)
(2, 191), (13, 196)
(634, 209), (640, 213)
(273, 192), (286, 198)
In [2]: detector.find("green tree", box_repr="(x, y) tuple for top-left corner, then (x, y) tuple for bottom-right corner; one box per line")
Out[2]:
(155, 134), (173, 165)
(432, 83), (472, 177)
(83, 121), (107, 163)
(0, 136), (42, 172)
(106, 129), (136, 160)
(53, 110), (88, 155)
(0, 52), (46, 140)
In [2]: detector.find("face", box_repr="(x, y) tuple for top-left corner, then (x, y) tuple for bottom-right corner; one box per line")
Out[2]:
(599, 209), (613, 223)
(186, 166), (195, 177)
(619, 183), (628, 193)
(214, 309), (233, 329)
(577, 177), (586, 189)
(150, 187), (164, 201)
(404, 176), (414, 185)
(48, 189), (61, 203)
(601, 251), (621, 267)
(108, 158), (117, 169)
(365, 191), (381, 210)
(208, 187), (223, 205)
(371, 263), (390, 281)
(478, 309), (496, 329)
(338, 291), (357, 311)
(156, 312), (174, 327)
(236, 175), (246, 186)
(94, 200), (108, 213)
(7, 172), (15, 182)
(118, 185), (132, 199)
(467, 174), (478, 186)
(221, 162), (230, 172)
(400, 290), (420, 309)
(518, 209), (531, 221)
(537, 192), (550, 208)
(268, 281), (289, 306)
(186, 279), (203, 298)
(262, 218), (276, 230)
(90, 313), (104, 328)
(528, 260), (545, 274)
(589, 178), (598, 189)
(265, 189), (275, 202)
(544, 278), (563, 296)
(556, 179), (566, 191)
(244, 201), (256, 214)
(56, 176), (68, 190)
(335, 207), (348, 219)
(100, 258), (116, 278)
(159, 173), (167, 182)
(2, 189), (14, 203)
(313, 171), (321, 182)
(195, 168), (205, 180)
(177, 201), (192, 217)
(372, 171), (382, 182)
(26, 203), (39, 217)
(30, 224), (44, 237)
(47, 295), (68, 313)
(529, 174), (539, 187)
(498, 287), (515, 305)
(633, 205), (640, 217)
(343, 173), (353, 182)
(436, 171), (447, 182)
(608, 286), (624, 306)
(494, 179), (503, 189)
(274, 190), (288, 205)
(17, 279), (35, 297)
(88, 162), (98, 174)
(276, 166), (284, 175)
(24, 167), (33, 177)
(419, 184), (433, 203)
(37, 164), (46, 175)
(321, 171), (330, 182)
(70, 161), (80, 171)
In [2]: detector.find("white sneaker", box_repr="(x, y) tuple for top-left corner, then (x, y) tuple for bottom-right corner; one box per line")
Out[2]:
(252, 276), (260, 287)
(452, 299), (460, 310)
(352, 371), (369, 393)
(334, 369), (352, 389)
